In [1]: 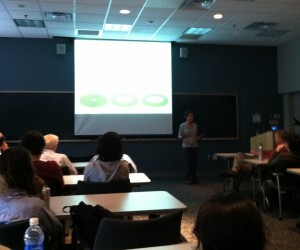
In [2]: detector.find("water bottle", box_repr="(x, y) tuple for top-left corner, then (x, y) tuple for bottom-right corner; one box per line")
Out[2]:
(258, 143), (263, 161)
(24, 217), (45, 250)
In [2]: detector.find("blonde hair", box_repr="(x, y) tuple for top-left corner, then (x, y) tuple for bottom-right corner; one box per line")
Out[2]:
(44, 134), (59, 150)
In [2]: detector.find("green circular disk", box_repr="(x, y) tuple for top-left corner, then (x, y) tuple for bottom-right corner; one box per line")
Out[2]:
(112, 95), (137, 107)
(143, 95), (168, 107)
(80, 94), (107, 107)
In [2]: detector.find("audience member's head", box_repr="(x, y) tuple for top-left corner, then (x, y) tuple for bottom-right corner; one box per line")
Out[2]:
(44, 134), (59, 151)
(21, 130), (45, 156)
(0, 132), (9, 152)
(193, 192), (266, 250)
(274, 130), (289, 145)
(95, 131), (123, 162)
(286, 134), (300, 155)
(0, 147), (38, 195)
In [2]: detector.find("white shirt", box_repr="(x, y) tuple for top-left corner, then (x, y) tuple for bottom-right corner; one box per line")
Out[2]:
(40, 149), (78, 175)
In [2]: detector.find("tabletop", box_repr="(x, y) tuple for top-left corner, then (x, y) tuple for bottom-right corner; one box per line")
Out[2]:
(63, 173), (151, 186)
(50, 191), (187, 219)
(243, 158), (269, 165)
(214, 153), (236, 159)
(286, 168), (300, 176)
(129, 242), (193, 250)
(73, 162), (88, 169)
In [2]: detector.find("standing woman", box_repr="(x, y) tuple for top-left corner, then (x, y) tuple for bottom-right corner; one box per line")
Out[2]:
(178, 111), (202, 184)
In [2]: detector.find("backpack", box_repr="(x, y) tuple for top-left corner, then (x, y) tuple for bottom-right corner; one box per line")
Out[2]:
(65, 201), (120, 248)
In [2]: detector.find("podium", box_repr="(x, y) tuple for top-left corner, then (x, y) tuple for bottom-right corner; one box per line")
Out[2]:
(250, 131), (274, 151)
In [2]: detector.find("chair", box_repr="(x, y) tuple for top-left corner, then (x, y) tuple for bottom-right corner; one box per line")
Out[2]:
(93, 210), (184, 250)
(45, 179), (63, 196)
(61, 166), (70, 175)
(264, 172), (300, 220)
(219, 170), (235, 192)
(0, 219), (28, 249)
(75, 179), (131, 195)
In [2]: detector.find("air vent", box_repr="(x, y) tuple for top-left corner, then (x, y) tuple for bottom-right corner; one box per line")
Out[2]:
(77, 30), (100, 36)
(44, 12), (72, 22)
(257, 30), (290, 37)
(244, 22), (277, 30)
(14, 19), (45, 27)
(180, 0), (217, 10)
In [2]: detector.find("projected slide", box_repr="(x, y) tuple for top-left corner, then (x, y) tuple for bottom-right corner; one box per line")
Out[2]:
(74, 40), (172, 135)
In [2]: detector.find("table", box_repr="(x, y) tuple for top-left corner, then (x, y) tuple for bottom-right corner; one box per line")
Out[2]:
(214, 153), (237, 191)
(243, 158), (269, 209)
(51, 191), (187, 219)
(73, 162), (88, 169)
(63, 173), (151, 187)
(214, 153), (236, 169)
(287, 168), (300, 176)
(129, 242), (193, 250)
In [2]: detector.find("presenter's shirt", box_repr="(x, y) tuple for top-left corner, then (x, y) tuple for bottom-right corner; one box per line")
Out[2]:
(178, 122), (198, 148)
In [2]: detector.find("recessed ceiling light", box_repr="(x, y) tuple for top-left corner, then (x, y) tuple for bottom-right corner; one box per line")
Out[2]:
(214, 13), (223, 19)
(120, 9), (130, 14)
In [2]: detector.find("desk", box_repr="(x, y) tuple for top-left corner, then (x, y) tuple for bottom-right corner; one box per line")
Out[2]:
(51, 191), (187, 219)
(214, 153), (236, 169)
(73, 162), (88, 169)
(129, 242), (193, 250)
(287, 168), (300, 176)
(243, 158), (269, 209)
(63, 173), (151, 187)
(214, 153), (236, 191)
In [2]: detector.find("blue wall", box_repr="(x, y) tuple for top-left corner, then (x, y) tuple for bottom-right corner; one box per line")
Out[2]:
(0, 38), (282, 176)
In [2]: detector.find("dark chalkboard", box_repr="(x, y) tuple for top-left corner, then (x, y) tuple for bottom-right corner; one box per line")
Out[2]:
(1, 92), (238, 140)
(173, 94), (239, 139)
(1, 92), (74, 140)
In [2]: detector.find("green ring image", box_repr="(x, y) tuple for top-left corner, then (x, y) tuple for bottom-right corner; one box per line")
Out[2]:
(80, 94), (107, 107)
(143, 95), (168, 107)
(112, 95), (137, 107)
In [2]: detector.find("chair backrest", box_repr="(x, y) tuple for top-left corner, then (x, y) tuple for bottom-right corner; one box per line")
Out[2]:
(93, 210), (184, 250)
(61, 166), (70, 175)
(44, 178), (63, 196)
(0, 219), (29, 249)
(75, 179), (131, 195)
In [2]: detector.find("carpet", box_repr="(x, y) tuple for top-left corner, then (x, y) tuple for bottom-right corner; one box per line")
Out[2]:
(135, 174), (300, 250)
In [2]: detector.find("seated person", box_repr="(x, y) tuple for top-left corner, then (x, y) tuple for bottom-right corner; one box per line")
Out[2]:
(84, 131), (133, 182)
(266, 133), (300, 186)
(0, 132), (9, 154)
(21, 130), (64, 196)
(230, 130), (289, 191)
(0, 147), (62, 242)
(122, 153), (138, 173)
(193, 192), (266, 250)
(40, 134), (78, 175)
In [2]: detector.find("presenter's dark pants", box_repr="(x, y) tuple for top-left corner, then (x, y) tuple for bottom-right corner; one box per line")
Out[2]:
(183, 147), (198, 183)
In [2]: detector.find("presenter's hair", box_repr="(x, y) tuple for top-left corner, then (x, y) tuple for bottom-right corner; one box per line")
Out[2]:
(184, 110), (193, 118)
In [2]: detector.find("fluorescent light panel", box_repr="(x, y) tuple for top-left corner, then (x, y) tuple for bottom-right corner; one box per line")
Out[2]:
(104, 24), (132, 32)
(184, 27), (213, 35)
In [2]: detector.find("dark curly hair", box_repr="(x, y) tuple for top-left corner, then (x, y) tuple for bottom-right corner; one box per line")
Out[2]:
(95, 131), (123, 162)
(0, 146), (38, 195)
(21, 130), (45, 156)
